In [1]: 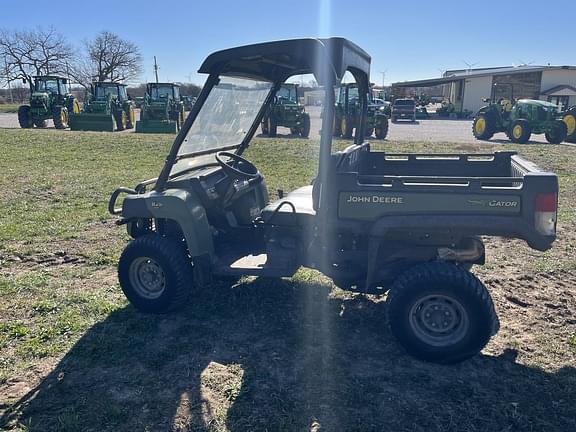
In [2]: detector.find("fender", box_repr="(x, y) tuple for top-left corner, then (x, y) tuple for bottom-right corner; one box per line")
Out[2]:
(122, 189), (214, 257)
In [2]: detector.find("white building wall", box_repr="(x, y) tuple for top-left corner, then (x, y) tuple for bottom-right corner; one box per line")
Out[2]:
(462, 75), (493, 113)
(540, 69), (576, 106)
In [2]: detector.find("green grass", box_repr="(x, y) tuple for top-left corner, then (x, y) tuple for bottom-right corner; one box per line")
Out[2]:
(0, 103), (19, 113)
(0, 129), (575, 431)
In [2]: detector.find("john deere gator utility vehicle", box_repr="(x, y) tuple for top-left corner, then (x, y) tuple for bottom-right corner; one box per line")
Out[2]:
(136, 83), (185, 134)
(69, 82), (135, 132)
(109, 38), (558, 364)
(473, 98), (567, 144)
(18, 76), (79, 129)
(333, 83), (389, 139)
(261, 83), (310, 137)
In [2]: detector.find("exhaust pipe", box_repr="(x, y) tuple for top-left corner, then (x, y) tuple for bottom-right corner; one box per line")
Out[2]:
(437, 237), (485, 263)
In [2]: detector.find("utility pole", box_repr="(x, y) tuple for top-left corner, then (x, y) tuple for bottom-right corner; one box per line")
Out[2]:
(153, 56), (159, 83)
(4, 55), (13, 103)
(380, 70), (387, 88)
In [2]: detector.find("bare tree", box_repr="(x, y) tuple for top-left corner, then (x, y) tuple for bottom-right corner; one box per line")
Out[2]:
(0, 27), (74, 88)
(74, 31), (142, 85)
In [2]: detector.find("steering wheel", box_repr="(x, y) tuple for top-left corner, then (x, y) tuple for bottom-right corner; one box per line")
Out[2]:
(215, 151), (261, 180)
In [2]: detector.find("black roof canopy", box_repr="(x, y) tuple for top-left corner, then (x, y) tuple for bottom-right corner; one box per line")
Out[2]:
(198, 37), (371, 85)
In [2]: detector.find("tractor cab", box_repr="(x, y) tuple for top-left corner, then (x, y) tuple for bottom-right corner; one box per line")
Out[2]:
(32, 76), (69, 96)
(147, 83), (181, 101)
(275, 83), (298, 105)
(93, 82), (129, 102)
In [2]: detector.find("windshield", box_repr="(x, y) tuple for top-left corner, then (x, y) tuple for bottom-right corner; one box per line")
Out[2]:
(95, 85), (119, 99)
(277, 85), (297, 103)
(150, 86), (174, 99)
(35, 79), (59, 94)
(171, 76), (272, 174)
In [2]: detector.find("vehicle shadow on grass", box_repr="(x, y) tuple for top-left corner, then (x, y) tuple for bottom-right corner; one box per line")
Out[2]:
(1, 276), (575, 431)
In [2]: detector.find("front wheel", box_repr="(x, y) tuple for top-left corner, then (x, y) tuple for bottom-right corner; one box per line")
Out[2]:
(118, 235), (194, 313)
(472, 114), (495, 140)
(507, 119), (531, 144)
(386, 262), (499, 364)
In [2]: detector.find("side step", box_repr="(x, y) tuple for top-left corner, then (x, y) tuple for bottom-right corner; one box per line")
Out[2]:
(213, 253), (298, 277)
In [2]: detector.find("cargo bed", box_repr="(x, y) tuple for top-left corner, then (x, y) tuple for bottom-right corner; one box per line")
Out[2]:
(327, 144), (558, 251)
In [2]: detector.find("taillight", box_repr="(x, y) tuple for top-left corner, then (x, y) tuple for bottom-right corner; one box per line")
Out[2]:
(535, 193), (557, 235)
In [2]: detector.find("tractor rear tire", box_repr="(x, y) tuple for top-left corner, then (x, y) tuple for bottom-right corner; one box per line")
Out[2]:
(507, 119), (531, 144)
(341, 117), (353, 138)
(126, 107), (135, 129)
(375, 118), (389, 139)
(333, 115), (342, 136)
(386, 262), (499, 364)
(300, 114), (311, 138)
(118, 235), (194, 314)
(545, 120), (567, 144)
(115, 111), (127, 131)
(18, 106), (33, 128)
(67, 98), (80, 115)
(472, 114), (495, 140)
(267, 116), (277, 137)
(52, 106), (68, 129)
(562, 108), (576, 142)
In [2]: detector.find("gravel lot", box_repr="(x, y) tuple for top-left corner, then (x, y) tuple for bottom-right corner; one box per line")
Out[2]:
(0, 107), (564, 145)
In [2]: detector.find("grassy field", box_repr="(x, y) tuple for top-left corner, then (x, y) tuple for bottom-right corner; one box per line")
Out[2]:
(0, 129), (574, 431)
(0, 104), (19, 114)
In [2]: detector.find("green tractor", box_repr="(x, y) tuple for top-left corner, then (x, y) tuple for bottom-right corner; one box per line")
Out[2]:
(182, 95), (197, 111)
(562, 106), (576, 143)
(18, 76), (80, 129)
(333, 83), (389, 139)
(473, 98), (567, 144)
(261, 83), (310, 137)
(69, 82), (135, 132)
(135, 83), (185, 134)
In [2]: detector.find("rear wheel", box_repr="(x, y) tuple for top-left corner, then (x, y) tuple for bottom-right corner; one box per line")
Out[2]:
(261, 118), (269, 135)
(472, 114), (495, 140)
(562, 108), (576, 142)
(126, 107), (135, 129)
(341, 116), (353, 138)
(300, 114), (311, 138)
(115, 110), (127, 131)
(507, 119), (531, 144)
(387, 262), (499, 364)
(118, 235), (194, 313)
(375, 117), (389, 139)
(67, 98), (80, 115)
(52, 106), (68, 129)
(545, 120), (567, 144)
(18, 105), (33, 128)
(333, 115), (342, 136)
(267, 116), (277, 137)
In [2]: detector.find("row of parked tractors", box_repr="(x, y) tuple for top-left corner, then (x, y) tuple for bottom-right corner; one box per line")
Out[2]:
(259, 82), (390, 140)
(472, 97), (576, 144)
(17, 76), (190, 133)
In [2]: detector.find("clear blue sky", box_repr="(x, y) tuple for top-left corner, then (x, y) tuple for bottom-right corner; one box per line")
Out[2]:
(1, 0), (573, 86)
